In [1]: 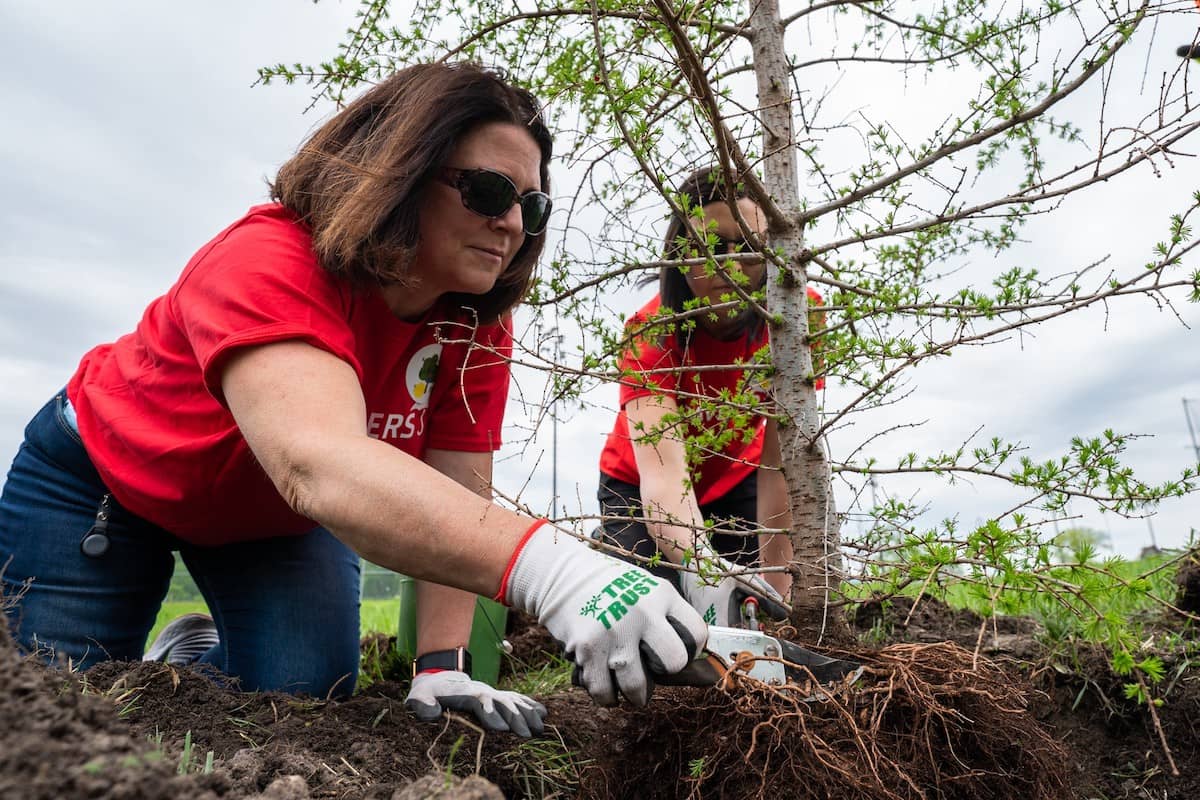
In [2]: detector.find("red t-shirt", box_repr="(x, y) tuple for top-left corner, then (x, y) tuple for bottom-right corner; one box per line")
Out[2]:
(598, 289), (824, 505)
(67, 204), (512, 545)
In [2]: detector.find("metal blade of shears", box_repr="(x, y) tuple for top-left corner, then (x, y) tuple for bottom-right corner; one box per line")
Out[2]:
(656, 626), (863, 689)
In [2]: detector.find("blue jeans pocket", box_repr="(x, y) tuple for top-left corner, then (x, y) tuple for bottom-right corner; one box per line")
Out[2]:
(55, 392), (82, 444)
(22, 392), (101, 485)
(1, 393), (174, 667)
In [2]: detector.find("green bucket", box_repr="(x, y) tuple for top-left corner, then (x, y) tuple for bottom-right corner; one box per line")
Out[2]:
(395, 575), (508, 685)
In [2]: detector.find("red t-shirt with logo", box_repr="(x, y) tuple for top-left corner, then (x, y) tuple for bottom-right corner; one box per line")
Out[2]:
(66, 204), (511, 545)
(598, 290), (824, 506)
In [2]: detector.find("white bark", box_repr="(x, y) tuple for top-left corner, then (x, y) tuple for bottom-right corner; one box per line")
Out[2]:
(749, 0), (842, 640)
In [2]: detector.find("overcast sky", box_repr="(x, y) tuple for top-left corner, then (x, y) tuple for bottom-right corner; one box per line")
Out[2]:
(2, 1), (1197, 561)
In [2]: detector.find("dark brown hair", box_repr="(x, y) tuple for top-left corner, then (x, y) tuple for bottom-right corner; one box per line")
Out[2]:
(647, 166), (765, 344)
(271, 62), (553, 322)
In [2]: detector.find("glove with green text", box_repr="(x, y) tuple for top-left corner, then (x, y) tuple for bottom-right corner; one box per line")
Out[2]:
(678, 546), (789, 629)
(496, 519), (707, 706)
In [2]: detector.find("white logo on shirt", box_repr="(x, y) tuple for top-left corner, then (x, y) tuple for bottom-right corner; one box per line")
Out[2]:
(367, 409), (427, 440)
(406, 344), (443, 407)
(365, 344), (443, 442)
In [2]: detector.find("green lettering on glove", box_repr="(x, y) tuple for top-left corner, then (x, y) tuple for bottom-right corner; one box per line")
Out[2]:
(579, 571), (660, 630)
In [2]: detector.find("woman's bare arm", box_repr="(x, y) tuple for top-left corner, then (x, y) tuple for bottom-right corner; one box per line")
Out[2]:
(221, 340), (529, 596)
(415, 448), (496, 656)
(625, 394), (708, 565)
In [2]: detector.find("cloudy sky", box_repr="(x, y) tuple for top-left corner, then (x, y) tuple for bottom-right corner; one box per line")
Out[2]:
(2, 2), (1197, 560)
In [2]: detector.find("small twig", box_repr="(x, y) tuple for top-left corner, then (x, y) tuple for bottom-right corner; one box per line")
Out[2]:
(443, 712), (487, 776)
(1136, 672), (1180, 777)
(903, 566), (942, 628)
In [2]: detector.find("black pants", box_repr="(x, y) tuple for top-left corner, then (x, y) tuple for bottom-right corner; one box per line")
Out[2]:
(595, 471), (759, 591)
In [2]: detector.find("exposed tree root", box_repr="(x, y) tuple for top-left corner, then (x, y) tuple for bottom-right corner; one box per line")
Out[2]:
(584, 642), (1070, 800)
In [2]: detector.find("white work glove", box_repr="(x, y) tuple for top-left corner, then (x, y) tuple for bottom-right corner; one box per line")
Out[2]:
(678, 547), (789, 629)
(498, 520), (707, 707)
(405, 670), (547, 738)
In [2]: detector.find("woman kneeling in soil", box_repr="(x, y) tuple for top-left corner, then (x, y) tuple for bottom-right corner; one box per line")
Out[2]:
(0, 62), (707, 737)
(596, 166), (825, 628)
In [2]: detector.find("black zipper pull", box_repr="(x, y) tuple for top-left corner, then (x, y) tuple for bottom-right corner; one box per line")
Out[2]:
(80, 493), (112, 558)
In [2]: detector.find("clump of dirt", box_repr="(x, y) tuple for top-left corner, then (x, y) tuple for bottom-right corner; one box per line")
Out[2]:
(392, 774), (504, 799)
(853, 593), (1044, 658)
(1175, 551), (1200, 614)
(82, 657), (503, 798)
(499, 611), (562, 678)
(0, 612), (223, 800)
(1030, 635), (1200, 798)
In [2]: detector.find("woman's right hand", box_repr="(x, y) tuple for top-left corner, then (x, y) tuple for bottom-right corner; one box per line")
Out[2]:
(497, 520), (707, 707)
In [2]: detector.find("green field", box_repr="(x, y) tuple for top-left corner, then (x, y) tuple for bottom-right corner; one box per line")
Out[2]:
(148, 598), (401, 648)
(147, 556), (405, 648)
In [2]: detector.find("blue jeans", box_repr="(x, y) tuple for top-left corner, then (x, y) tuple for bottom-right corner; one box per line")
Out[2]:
(0, 392), (362, 697)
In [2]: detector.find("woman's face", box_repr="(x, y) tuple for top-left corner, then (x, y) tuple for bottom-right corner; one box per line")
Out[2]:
(387, 121), (543, 318)
(684, 197), (766, 336)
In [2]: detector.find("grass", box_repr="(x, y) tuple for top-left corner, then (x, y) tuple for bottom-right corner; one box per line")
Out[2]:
(498, 727), (592, 797)
(148, 598), (402, 645)
(854, 549), (1182, 618)
(850, 547), (1194, 666)
(359, 599), (401, 638)
(499, 654), (573, 696)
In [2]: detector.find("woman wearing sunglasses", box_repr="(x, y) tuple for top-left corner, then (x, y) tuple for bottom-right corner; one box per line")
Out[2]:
(595, 166), (826, 630)
(0, 62), (706, 736)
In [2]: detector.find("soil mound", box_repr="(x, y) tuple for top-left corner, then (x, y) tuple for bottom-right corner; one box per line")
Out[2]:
(1, 594), (1197, 799)
(0, 617), (222, 799)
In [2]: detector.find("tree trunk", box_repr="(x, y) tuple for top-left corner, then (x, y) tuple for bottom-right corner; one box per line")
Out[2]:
(749, 0), (845, 643)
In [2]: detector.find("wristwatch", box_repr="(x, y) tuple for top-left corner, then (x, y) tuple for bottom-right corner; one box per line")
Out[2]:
(414, 646), (472, 677)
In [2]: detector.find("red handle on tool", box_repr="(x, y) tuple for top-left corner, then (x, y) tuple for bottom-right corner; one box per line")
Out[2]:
(740, 596), (763, 631)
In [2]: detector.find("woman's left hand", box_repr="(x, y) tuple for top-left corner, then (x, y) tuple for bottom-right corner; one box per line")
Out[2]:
(405, 671), (547, 737)
(679, 553), (790, 629)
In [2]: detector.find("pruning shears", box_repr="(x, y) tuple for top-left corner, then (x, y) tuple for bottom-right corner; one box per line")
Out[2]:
(656, 624), (864, 690)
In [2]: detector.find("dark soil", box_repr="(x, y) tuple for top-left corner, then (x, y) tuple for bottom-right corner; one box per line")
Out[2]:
(1176, 553), (1200, 615)
(2, 599), (1197, 799)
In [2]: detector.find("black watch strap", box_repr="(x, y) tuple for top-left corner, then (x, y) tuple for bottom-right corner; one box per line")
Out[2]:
(414, 647), (472, 677)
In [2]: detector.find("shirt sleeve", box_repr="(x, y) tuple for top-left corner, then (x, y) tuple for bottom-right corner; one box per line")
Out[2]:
(169, 212), (362, 405)
(425, 314), (514, 452)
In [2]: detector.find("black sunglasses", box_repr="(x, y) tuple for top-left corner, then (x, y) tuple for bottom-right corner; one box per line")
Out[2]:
(712, 234), (753, 255)
(680, 233), (755, 257)
(438, 167), (552, 235)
